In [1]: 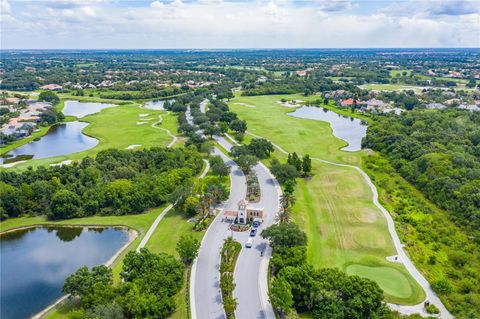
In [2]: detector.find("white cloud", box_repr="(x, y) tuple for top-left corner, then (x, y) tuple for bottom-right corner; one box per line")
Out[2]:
(316, 0), (352, 12)
(150, 1), (165, 9)
(381, 0), (480, 18)
(1, 0), (478, 48)
(1, 0), (11, 14)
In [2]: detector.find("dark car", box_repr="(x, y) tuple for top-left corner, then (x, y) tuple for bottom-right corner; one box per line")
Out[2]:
(250, 228), (257, 237)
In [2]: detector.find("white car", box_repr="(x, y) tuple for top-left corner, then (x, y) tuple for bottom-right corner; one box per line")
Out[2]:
(245, 237), (254, 248)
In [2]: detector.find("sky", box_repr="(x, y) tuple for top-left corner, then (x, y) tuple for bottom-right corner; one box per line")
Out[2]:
(1, 0), (479, 49)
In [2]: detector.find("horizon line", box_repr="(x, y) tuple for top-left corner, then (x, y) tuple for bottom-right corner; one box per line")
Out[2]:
(2, 47), (480, 51)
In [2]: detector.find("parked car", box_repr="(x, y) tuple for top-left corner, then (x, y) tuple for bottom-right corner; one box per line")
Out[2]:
(252, 218), (262, 228)
(245, 237), (254, 248)
(250, 228), (257, 237)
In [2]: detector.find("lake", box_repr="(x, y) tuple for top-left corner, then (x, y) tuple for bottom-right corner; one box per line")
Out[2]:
(0, 226), (129, 319)
(0, 122), (98, 164)
(144, 99), (175, 110)
(62, 100), (115, 118)
(288, 106), (367, 151)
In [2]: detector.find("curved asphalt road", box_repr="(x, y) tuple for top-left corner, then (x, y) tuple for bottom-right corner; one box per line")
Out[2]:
(191, 100), (279, 319)
(232, 161), (280, 319)
(191, 145), (247, 319)
(215, 135), (279, 319)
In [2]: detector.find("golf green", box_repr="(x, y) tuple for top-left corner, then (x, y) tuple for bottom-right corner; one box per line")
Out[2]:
(228, 94), (425, 305)
(346, 264), (414, 300)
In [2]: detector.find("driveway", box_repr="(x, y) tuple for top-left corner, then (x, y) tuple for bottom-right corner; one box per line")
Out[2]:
(191, 103), (279, 319)
(191, 146), (247, 319)
(215, 135), (279, 319)
(232, 161), (279, 319)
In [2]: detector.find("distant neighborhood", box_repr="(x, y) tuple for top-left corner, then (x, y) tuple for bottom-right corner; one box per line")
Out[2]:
(0, 89), (60, 144)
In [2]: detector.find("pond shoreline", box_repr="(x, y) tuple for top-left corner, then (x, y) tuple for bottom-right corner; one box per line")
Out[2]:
(1, 224), (138, 319)
(287, 105), (367, 152)
(0, 121), (99, 165)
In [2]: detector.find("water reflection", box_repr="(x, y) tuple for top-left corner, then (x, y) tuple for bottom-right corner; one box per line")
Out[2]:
(0, 122), (98, 163)
(0, 226), (128, 319)
(63, 100), (115, 118)
(54, 227), (83, 242)
(288, 106), (367, 152)
(143, 99), (175, 110)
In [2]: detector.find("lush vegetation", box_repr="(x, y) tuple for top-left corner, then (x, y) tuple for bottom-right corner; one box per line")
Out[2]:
(363, 154), (480, 318)
(64, 248), (184, 319)
(0, 147), (203, 220)
(263, 221), (423, 319)
(363, 109), (480, 241)
(228, 94), (424, 305)
(219, 237), (241, 319)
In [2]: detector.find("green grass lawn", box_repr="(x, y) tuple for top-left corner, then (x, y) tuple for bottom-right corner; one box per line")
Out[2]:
(389, 69), (413, 77)
(229, 94), (362, 166)
(2, 104), (178, 170)
(294, 163), (424, 304)
(228, 94), (425, 305)
(358, 83), (422, 91)
(145, 209), (205, 319)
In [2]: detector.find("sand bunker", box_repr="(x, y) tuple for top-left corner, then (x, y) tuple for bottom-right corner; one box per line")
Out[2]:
(50, 160), (73, 167)
(126, 144), (141, 150)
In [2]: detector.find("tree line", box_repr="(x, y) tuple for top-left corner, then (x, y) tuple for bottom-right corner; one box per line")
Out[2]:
(363, 109), (480, 242)
(0, 147), (203, 220)
(64, 239), (200, 319)
(262, 221), (425, 319)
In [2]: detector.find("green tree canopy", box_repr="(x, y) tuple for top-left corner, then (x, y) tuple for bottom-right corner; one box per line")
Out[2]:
(261, 222), (307, 254)
(176, 235), (201, 264)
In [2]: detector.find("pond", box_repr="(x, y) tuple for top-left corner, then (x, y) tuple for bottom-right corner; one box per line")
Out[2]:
(0, 122), (98, 164)
(143, 99), (175, 110)
(288, 106), (367, 151)
(62, 100), (115, 118)
(0, 226), (130, 319)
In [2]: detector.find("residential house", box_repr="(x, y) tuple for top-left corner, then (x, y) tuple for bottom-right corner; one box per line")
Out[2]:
(363, 98), (387, 111)
(39, 84), (63, 91)
(426, 102), (447, 110)
(458, 104), (480, 112)
(340, 98), (356, 107)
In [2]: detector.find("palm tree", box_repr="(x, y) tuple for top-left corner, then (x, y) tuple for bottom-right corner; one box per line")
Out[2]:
(208, 185), (222, 204)
(197, 197), (210, 218)
(277, 207), (290, 223)
(280, 193), (295, 210)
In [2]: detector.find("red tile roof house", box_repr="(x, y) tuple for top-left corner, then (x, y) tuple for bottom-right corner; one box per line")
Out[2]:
(39, 84), (63, 91)
(340, 98), (356, 107)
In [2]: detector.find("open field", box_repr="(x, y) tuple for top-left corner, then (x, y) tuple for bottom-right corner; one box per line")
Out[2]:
(228, 94), (425, 304)
(389, 69), (413, 77)
(358, 83), (425, 92)
(294, 163), (423, 304)
(1, 104), (178, 170)
(229, 94), (362, 166)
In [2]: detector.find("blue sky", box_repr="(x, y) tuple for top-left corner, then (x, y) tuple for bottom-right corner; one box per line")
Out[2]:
(1, 0), (479, 49)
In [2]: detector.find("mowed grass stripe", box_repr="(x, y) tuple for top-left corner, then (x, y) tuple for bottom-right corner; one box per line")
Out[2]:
(6, 104), (178, 170)
(229, 94), (425, 305)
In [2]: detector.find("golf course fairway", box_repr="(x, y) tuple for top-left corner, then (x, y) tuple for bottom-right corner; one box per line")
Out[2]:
(228, 94), (425, 305)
